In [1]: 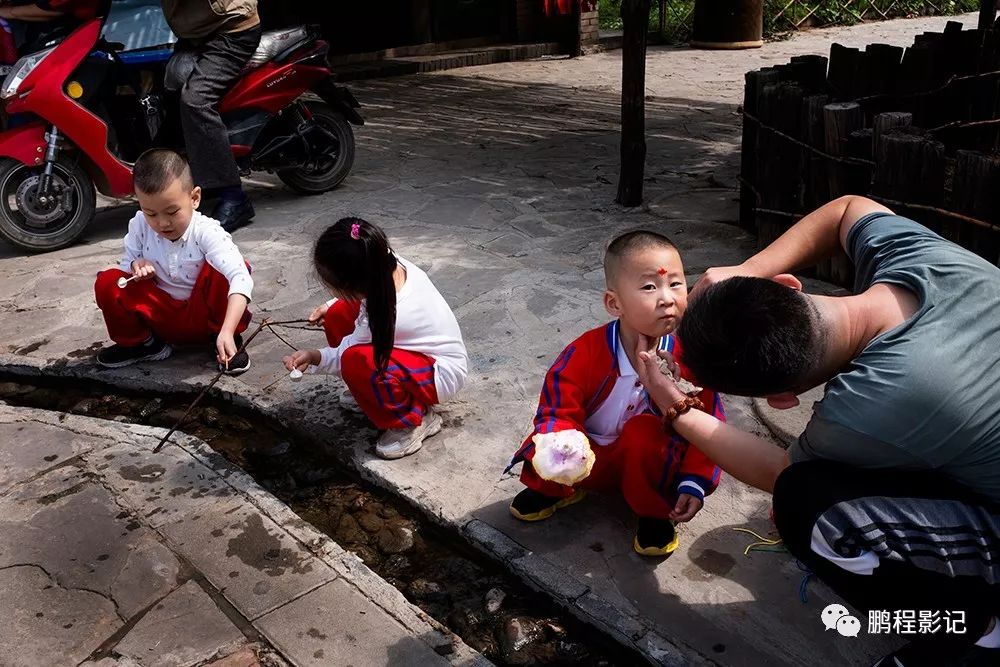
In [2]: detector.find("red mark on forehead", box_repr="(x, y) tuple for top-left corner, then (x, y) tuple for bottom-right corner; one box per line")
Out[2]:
(657, 267), (668, 276)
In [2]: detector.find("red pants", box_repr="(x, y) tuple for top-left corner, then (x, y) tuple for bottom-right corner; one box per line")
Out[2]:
(340, 344), (439, 430)
(519, 415), (681, 519)
(324, 300), (439, 430)
(94, 263), (250, 346)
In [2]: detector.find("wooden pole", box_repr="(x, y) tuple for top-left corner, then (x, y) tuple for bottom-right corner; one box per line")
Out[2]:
(616, 0), (652, 207)
(980, 0), (995, 31)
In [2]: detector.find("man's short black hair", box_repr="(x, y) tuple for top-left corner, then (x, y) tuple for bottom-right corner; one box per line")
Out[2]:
(133, 149), (193, 194)
(604, 230), (677, 286)
(678, 277), (823, 396)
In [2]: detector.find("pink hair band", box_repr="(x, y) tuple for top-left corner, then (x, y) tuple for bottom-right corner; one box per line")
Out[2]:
(350, 223), (361, 240)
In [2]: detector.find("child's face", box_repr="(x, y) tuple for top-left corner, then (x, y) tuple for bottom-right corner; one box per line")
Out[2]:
(136, 178), (201, 242)
(604, 246), (688, 339)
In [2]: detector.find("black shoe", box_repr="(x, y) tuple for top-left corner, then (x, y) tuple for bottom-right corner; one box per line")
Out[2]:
(508, 488), (585, 522)
(213, 196), (254, 233)
(634, 517), (679, 557)
(97, 335), (171, 368)
(218, 333), (250, 376)
(874, 641), (997, 667)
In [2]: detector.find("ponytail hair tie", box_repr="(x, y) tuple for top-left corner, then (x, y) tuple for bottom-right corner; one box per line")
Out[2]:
(350, 223), (361, 240)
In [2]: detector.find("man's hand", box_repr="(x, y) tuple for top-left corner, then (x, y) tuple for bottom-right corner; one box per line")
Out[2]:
(283, 349), (321, 372)
(670, 493), (703, 522)
(308, 302), (329, 326)
(130, 259), (157, 281)
(688, 261), (764, 301)
(216, 330), (238, 368)
(635, 335), (687, 412)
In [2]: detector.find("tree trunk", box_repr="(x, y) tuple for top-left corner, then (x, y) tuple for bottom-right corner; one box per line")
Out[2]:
(616, 0), (652, 207)
(980, 0), (995, 31)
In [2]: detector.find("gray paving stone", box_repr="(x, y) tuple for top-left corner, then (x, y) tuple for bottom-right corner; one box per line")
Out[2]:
(115, 580), (247, 667)
(0, 465), (182, 621)
(0, 419), (102, 493)
(91, 437), (239, 528)
(462, 519), (527, 562)
(159, 500), (337, 620)
(255, 578), (450, 667)
(0, 563), (120, 667)
(573, 592), (646, 642)
(509, 553), (589, 602)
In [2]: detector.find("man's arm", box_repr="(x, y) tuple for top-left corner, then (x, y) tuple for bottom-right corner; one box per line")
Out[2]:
(691, 195), (893, 297)
(637, 347), (788, 493)
(670, 407), (788, 493)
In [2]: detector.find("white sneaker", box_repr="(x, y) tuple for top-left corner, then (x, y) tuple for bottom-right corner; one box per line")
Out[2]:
(339, 388), (362, 413)
(375, 410), (443, 460)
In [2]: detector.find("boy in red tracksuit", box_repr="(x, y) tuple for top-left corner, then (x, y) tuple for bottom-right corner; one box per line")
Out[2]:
(508, 230), (723, 557)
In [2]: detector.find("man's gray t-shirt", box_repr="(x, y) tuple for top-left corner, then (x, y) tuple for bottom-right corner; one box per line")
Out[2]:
(789, 212), (1000, 502)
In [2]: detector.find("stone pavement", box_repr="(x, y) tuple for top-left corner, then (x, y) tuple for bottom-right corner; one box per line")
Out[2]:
(0, 403), (486, 667)
(0, 12), (976, 666)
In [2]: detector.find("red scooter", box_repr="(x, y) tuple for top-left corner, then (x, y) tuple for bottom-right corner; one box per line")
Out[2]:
(0, 20), (363, 251)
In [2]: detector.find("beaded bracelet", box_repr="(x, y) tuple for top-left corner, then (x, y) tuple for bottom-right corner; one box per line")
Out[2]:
(662, 395), (704, 426)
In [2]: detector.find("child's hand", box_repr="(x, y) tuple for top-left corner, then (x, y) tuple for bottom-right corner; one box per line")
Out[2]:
(130, 259), (156, 281)
(308, 302), (329, 325)
(216, 330), (238, 368)
(283, 349), (320, 371)
(670, 493), (703, 523)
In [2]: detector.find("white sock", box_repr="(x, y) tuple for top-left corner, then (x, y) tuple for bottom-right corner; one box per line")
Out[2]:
(975, 616), (1000, 649)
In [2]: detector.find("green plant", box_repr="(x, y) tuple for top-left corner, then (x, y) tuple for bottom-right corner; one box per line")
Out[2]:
(598, 0), (981, 43)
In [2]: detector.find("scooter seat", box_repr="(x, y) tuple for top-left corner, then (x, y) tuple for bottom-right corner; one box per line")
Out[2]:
(246, 27), (309, 69)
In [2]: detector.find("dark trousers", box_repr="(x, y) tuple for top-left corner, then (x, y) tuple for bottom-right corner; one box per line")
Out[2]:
(774, 460), (1000, 648)
(165, 26), (261, 191)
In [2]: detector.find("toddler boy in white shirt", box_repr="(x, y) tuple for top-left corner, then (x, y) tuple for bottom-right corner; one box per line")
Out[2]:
(94, 149), (253, 374)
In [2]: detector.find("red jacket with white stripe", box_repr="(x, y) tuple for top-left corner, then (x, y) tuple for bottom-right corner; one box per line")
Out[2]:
(509, 320), (724, 501)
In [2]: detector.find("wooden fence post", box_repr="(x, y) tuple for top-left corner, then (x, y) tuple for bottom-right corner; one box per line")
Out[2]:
(873, 132), (946, 233)
(951, 150), (1000, 263)
(740, 67), (781, 230)
(823, 102), (862, 197)
(873, 112), (913, 157)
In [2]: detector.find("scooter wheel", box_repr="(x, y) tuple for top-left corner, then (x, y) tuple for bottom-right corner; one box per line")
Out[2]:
(277, 101), (356, 195)
(0, 157), (96, 253)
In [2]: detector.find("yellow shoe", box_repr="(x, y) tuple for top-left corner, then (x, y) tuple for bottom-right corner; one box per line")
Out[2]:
(633, 518), (680, 557)
(509, 488), (586, 522)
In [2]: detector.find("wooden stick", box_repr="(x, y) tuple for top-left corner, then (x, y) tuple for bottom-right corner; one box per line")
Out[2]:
(153, 318), (272, 453)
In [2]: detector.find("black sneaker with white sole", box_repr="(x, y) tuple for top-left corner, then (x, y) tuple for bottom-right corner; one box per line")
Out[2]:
(217, 333), (251, 376)
(97, 335), (171, 368)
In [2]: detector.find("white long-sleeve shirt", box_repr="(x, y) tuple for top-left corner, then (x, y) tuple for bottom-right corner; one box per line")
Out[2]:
(312, 256), (468, 402)
(119, 210), (253, 302)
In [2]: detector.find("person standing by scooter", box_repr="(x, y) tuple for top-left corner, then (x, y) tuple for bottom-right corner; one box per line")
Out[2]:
(161, 0), (260, 232)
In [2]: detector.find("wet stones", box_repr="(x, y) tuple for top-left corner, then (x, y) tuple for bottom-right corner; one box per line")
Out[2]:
(500, 617), (545, 665)
(357, 511), (384, 533)
(0, 381), (33, 398)
(375, 525), (414, 555)
(138, 398), (163, 419)
(485, 587), (506, 614)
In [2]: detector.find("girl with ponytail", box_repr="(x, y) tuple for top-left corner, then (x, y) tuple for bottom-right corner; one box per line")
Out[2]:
(283, 217), (468, 459)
